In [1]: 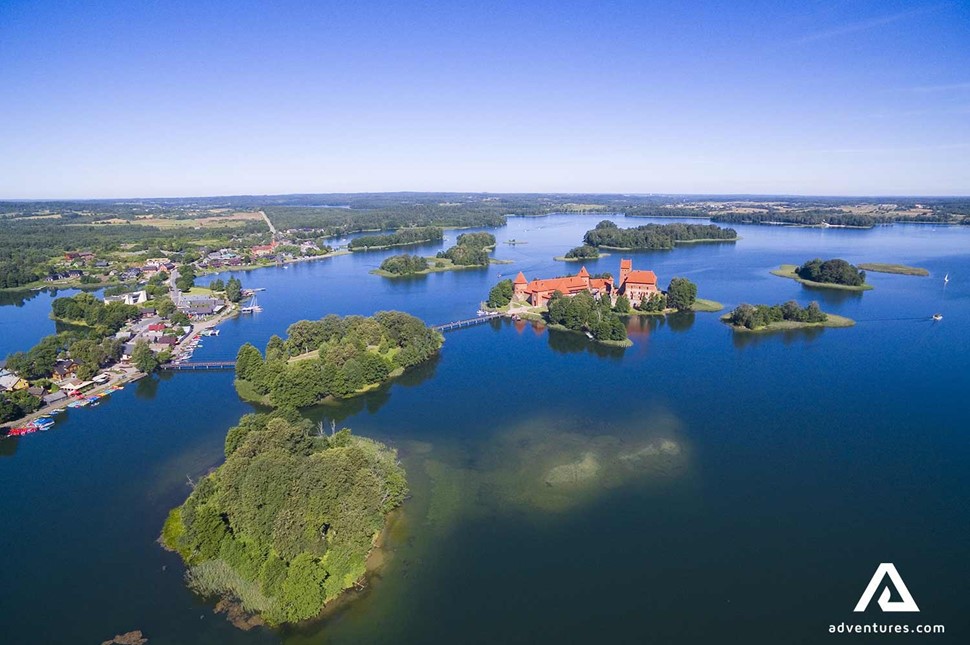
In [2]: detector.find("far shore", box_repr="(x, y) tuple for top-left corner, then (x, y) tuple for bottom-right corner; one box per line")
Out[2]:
(771, 264), (874, 291)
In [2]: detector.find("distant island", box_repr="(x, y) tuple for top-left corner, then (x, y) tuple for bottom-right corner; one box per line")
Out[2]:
(581, 220), (738, 250)
(234, 312), (443, 407)
(771, 258), (873, 291)
(554, 245), (607, 262)
(371, 233), (512, 277)
(161, 413), (407, 626)
(348, 226), (443, 251)
(857, 263), (929, 276)
(721, 300), (854, 332)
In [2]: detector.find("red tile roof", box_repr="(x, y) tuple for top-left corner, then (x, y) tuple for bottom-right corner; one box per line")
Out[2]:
(514, 271), (527, 285)
(624, 270), (657, 285)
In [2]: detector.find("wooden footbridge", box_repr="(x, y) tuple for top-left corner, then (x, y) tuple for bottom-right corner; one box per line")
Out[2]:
(432, 312), (502, 332)
(160, 361), (236, 371)
(161, 314), (502, 371)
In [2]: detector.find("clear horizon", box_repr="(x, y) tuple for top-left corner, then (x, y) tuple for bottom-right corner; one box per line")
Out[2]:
(1, 0), (968, 199)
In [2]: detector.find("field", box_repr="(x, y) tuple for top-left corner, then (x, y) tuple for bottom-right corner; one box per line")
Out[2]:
(89, 211), (266, 229)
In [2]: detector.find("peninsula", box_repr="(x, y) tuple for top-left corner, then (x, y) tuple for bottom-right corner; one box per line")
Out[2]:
(857, 263), (929, 276)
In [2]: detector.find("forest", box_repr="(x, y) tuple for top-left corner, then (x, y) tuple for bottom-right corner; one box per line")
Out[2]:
(710, 210), (877, 227)
(563, 245), (600, 259)
(348, 227), (443, 250)
(582, 220), (737, 249)
(726, 301), (828, 330)
(795, 258), (867, 286)
(234, 311), (443, 407)
(161, 412), (407, 624)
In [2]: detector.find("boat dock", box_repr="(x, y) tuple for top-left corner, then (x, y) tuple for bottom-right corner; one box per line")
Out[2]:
(160, 361), (236, 371)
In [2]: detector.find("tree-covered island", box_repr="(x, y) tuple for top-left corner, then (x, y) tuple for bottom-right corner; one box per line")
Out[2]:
(371, 233), (511, 278)
(234, 312), (443, 407)
(161, 412), (407, 625)
(554, 245), (606, 262)
(348, 226), (444, 251)
(721, 300), (855, 332)
(581, 220), (738, 250)
(771, 258), (873, 291)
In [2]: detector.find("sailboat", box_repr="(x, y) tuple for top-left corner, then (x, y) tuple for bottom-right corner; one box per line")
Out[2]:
(944, 273), (949, 285)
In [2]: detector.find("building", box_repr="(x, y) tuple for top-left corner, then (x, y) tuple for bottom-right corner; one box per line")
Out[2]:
(251, 241), (278, 257)
(0, 369), (29, 392)
(617, 259), (660, 305)
(104, 290), (148, 306)
(512, 259), (660, 307)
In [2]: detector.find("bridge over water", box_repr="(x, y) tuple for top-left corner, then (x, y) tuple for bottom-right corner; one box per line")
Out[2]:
(162, 313), (504, 370)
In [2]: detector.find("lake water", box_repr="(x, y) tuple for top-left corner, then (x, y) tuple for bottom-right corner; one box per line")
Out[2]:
(1, 215), (968, 644)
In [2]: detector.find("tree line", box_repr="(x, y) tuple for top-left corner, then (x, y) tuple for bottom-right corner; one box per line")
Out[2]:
(726, 301), (827, 330)
(378, 254), (429, 276)
(582, 220), (737, 249)
(348, 227), (443, 251)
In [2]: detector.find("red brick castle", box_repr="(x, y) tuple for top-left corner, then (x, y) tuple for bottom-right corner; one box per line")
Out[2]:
(512, 258), (659, 307)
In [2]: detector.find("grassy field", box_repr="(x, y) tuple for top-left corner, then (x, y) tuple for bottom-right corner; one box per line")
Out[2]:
(88, 211), (265, 229)
(858, 263), (929, 276)
(771, 264), (874, 291)
(720, 312), (856, 333)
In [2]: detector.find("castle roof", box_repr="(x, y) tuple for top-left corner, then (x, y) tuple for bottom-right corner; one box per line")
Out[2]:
(514, 271), (527, 285)
(577, 266), (589, 278)
(620, 258), (632, 270)
(624, 270), (657, 285)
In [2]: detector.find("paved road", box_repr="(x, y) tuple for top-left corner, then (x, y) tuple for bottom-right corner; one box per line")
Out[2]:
(260, 210), (277, 234)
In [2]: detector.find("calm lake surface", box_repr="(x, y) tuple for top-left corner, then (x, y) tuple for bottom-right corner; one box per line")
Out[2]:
(1, 215), (968, 644)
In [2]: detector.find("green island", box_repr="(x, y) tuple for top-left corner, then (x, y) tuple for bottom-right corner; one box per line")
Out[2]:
(371, 233), (512, 277)
(160, 412), (407, 625)
(348, 226), (443, 251)
(857, 263), (929, 276)
(581, 220), (738, 250)
(554, 245), (607, 262)
(721, 300), (855, 332)
(771, 258), (873, 291)
(234, 312), (443, 408)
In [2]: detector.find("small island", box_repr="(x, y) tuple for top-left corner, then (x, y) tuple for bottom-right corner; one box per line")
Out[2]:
(857, 263), (929, 276)
(721, 300), (854, 332)
(161, 413), (407, 626)
(234, 311), (443, 408)
(554, 245), (608, 262)
(371, 233), (513, 278)
(771, 258), (873, 291)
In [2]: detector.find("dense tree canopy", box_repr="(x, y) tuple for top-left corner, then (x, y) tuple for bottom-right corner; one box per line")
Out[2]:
(726, 301), (827, 330)
(436, 231), (495, 266)
(162, 414), (407, 624)
(235, 312), (442, 407)
(348, 227), (443, 250)
(582, 220), (737, 249)
(487, 279), (514, 308)
(795, 258), (866, 286)
(546, 291), (627, 342)
(379, 254), (430, 276)
(563, 244), (600, 259)
(50, 293), (139, 332)
(666, 277), (698, 312)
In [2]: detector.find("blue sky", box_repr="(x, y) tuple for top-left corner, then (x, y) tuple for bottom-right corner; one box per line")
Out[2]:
(0, 0), (968, 198)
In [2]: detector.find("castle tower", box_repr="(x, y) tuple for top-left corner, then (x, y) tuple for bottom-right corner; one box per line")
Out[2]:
(619, 258), (632, 287)
(513, 271), (528, 300)
(578, 265), (590, 287)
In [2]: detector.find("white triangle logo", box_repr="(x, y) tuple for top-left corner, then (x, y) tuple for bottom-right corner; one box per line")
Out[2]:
(854, 563), (920, 613)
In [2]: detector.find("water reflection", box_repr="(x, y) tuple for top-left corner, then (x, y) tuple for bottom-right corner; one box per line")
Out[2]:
(134, 375), (161, 399)
(0, 289), (43, 308)
(730, 325), (826, 349)
(0, 437), (19, 457)
(797, 284), (865, 307)
(547, 328), (626, 359)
